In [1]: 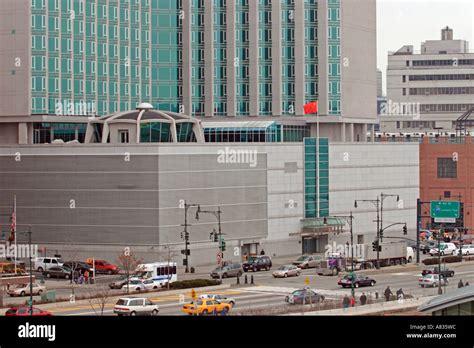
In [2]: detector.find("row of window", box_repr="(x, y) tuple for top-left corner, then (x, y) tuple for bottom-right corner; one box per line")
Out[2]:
(408, 74), (474, 81)
(420, 104), (474, 113)
(409, 87), (474, 95)
(411, 59), (474, 67)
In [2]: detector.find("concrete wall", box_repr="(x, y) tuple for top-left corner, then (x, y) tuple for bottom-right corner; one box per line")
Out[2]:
(0, 141), (420, 266)
(328, 142), (420, 245)
(0, 0), (30, 117)
(340, 0), (377, 120)
(0, 123), (19, 144)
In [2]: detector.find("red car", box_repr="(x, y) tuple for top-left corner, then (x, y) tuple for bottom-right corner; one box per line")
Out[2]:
(86, 259), (119, 275)
(6, 307), (53, 316)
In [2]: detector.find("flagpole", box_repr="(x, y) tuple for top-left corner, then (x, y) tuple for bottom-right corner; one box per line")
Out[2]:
(13, 195), (17, 274)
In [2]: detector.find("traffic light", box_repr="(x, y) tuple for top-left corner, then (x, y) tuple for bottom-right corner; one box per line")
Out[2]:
(191, 289), (196, 300)
(372, 240), (378, 252)
(214, 234), (218, 242)
(181, 249), (190, 256)
(219, 239), (226, 252)
(403, 225), (407, 235)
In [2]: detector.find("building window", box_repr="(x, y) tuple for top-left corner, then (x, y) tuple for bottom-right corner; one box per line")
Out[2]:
(118, 130), (129, 144)
(444, 191), (451, 198)
(437, 158), (457, 178)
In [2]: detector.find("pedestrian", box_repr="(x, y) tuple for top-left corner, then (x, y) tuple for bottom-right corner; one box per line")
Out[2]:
(342, 295), (350, 310)
(458, 279), (464, 288)
(384, 286), (393, 302)
(396, 288), (404, 299)
(360, 292), (367, 305)
(84, 270), (90, 284)
(350, 296), (356, 307)
(260, 249), (265, 255)
(465, 281), (469, 286)
(78, 273), (84, 284)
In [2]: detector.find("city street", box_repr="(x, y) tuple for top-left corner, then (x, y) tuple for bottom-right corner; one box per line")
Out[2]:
(7, 259), (472, 316)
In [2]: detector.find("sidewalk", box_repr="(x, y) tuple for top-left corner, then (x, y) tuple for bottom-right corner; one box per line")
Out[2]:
(291, 295), (435, 316)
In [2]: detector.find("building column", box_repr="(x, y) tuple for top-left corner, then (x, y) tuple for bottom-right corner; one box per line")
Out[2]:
(363, 124), (368, 142)
(271, 0), (282, 116)
(226, 0), (236, 117)
(340, 123), (345, 142)
(249, 0), (259, 116)
(18, 123), (28, 145)
(204, 5), (215, 117)
(181, 0), (192, 116)
(349, 123), (354, 142)
(294, 1), (305, 116)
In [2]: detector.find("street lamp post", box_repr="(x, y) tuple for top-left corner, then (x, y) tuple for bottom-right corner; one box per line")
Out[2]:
(437, 227), (443, 295)
(18, 226), (33, 316)
(354, 198), (380, 268)
(329, 213), (355, 298)
(355, 193), (400, 269)
(196, 205), (223, 284)
(182, 201), (200, 273)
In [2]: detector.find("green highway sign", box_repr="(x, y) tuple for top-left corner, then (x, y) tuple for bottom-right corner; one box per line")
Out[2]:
(430, 201), (460, 219)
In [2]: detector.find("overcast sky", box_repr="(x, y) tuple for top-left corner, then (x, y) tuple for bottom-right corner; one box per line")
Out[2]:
(377, 0), (474, 94)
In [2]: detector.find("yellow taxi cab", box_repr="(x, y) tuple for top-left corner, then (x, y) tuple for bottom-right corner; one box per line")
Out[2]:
(182, 298), (231, 316)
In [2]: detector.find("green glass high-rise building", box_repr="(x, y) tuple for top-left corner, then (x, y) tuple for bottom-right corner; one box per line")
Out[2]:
(0, 0), (376, 145)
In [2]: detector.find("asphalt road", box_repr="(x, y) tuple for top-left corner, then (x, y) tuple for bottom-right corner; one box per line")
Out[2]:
(38, 261), (474, 316)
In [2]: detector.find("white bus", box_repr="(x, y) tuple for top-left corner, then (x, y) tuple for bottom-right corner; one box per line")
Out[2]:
(134, 262), (178, 286)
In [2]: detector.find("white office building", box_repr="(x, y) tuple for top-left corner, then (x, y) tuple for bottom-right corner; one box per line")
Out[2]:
(382, 27), (474, 132)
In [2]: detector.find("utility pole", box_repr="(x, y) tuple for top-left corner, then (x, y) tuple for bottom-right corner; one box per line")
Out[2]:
(196, 205), (224, 284)
(437, 226), (443, 295)
(355, 197), (380, 268)
(18, 226), (33, 315)
(181, 201), (199, 273)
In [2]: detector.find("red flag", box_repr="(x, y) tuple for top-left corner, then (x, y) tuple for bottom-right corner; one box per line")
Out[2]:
(304, 101), (318, 115)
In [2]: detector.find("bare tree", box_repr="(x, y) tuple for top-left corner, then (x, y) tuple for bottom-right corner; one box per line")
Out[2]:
(87, 285), (112, 316)
(160, 243), (178, 290)
(116, 251), (142, 295)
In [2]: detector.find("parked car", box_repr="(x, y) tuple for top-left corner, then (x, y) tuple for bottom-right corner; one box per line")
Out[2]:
(460, 244), (474, 256)
(7, 283), (46, 297)
(429, 242), (457, 256)
(62, 261), (93, 274)
(292, 255), (322, 269)
(242, 255), (272, 272)
(272, 265), (301, 278)
(121, 279), (146, 292)
(418, 274), (448, 288)
(338, 273), (376, 288)
(109, 277), (129, 290)
(35, 257), (63, 272)
(200, 294), (236, 307)
(420, 241), (438, 255)
(86, 259), (119, 275)
(210, 263), (243, 279)
(142, 278), (162, 291)
(285, 288), (325, 305)
(421, 266), (455, 278)
(42, 266), (72, 279)
(182, 299), (231, 315)
(5, 306), (53, 316)
(113, 297), (159, 316)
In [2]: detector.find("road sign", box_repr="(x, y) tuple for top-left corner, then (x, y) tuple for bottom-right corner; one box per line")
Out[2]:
(434, 217), (456, 223)
(191, 289), (197, 300)
(430, 201), (460, 219)
(304, 277), (310, 285)
(216, 252), (222, 265)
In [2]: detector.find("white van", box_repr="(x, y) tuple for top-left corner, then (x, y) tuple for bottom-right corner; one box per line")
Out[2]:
(406, 247), (414, 263)
(429, 243), (457, 256)
(35, 257), (64, 272)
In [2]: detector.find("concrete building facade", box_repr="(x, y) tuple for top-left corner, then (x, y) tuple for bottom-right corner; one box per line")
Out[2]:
(383, 27), (474, 132)
(0, 0), (377, 145)
(0, 141), (419, 266)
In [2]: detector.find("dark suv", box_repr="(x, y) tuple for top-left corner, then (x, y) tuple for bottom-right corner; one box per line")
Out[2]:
(243, 256), (272, 272)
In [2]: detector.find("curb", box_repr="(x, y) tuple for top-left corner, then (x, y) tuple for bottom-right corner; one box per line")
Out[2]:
(0, 283), (231, 314)
(290, 296), (435, 316)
